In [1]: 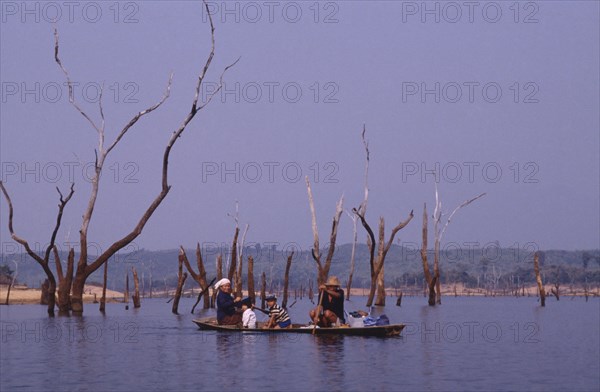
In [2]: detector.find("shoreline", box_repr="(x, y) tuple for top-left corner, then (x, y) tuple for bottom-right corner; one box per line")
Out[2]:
(1, 284), (598, 306)
(0, 285), (124, 305)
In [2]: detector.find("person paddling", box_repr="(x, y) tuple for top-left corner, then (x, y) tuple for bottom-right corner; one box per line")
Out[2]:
(309, 276), (346, 327)
(214, 278), (243, 325)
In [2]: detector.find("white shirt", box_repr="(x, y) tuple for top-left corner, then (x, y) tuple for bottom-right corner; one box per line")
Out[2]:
(242, 308), (257, 329)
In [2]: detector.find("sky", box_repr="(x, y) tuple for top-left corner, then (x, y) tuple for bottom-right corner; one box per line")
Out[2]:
(0, 0), (598, 261)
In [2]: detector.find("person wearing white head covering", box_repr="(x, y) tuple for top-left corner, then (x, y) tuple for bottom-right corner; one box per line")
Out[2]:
(215, 278), (242, 325)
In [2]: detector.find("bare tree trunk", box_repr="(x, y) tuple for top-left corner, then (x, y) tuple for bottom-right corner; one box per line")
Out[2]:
(534, 251), (546, 306)
(305, 177), (344, 285)
(181, 245), (211, 309)
(100, 256), (108, 313)
(216, 253), (223, 281)
(5, 261), (18, 305)
(172, 253), (188, 314)
(355, 212), (413, 307)
(282, 251), (294, 308)
(55, 247), (74, 313)
(132, 267), (141, 308)
(432, 186), (486, 305)
(346, 212), (358, 301)
(124, 273), (130, 305)
(375, 264), (386, 306)
(247, 256), (255, 303)
(260, 272), (266, 309)
(235, 224), (249, 298)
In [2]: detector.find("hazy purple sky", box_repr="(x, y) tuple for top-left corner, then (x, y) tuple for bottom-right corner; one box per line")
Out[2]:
(1, 1), (598, 259)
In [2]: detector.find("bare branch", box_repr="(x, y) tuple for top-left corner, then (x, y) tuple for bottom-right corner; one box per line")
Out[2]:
(358, 124), (370, 216)
(44, 183), (75, 262)
(54, 28), (102, 134)
(105, 73), (173, 157)
(305, 176), (321, 267)
(439, 193), (486, 243)
(0, 181), (45, 266)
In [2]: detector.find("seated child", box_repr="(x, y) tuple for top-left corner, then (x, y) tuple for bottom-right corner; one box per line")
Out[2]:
(262, 294), (292, 329)
(241, 297), (257, 329)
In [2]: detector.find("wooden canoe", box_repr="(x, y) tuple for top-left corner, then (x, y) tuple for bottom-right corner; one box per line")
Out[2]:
(192, 318), (404, 337)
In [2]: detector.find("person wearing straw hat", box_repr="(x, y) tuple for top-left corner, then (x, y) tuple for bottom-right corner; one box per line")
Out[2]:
(214, 278), (243, 325)
(309, 276), (345, 327)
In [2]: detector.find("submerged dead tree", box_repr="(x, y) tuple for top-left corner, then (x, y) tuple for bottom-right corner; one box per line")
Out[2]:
(431, 185), (486, 304)
(533, 251), (546, 306)
(4, 260), (18, 305)
(172, 250), (189, 314)
(132, 267), (141, 308)
(420, 204), (437, 306)
(0, 183), (74, 316)
(347, 125), (370, 300)
(354, 208), (413, 307)
(282, 251), (294, 308)
(54, 246), (75, 313)
(1, 2), (238, 315)
(99, 255), (108, 312)
(247, 256), (255, 303)
(181, 244), (211, 309)
(305, 177), (344, 285)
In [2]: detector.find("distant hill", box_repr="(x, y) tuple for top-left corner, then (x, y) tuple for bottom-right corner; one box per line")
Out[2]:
(2, 245), (598, 292)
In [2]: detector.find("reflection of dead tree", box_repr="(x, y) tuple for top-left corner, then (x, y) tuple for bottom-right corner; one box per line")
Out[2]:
(534, 251), (546, 306)
(305, 177), (344, 285)
(180, 244), (210, 309)
(432, 185), (486, 304)
(282, 251), (294, 308)
(0, 182), (74, 316)
(354, 208), (413, 307)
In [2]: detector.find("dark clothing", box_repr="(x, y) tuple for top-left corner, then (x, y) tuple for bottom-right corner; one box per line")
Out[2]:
(216, 291), (242, 324)
(319, 288), (345, 323)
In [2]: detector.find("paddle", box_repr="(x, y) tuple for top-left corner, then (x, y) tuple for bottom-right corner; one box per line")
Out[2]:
(191, 277), (217, 314)
(312, 288), (324, 335)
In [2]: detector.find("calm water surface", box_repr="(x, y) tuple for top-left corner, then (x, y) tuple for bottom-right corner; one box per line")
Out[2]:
(1, 296), (599, 392)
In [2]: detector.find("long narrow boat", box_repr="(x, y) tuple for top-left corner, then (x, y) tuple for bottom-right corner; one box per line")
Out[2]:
(193, 318), (404, 337)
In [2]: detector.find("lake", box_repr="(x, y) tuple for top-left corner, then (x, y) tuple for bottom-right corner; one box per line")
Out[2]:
(1, 296), (599, 392)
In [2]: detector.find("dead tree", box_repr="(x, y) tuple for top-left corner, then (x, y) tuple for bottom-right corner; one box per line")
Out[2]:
(0, 2), (238, 315)
(0, 183), (74, 315)
(354, 208), (413, 307)
(432, 185), (486, 304)
(305, 177), (344, 285)
(180, 244), (210, 309)
(4, 260), (18, 305)
(346, 126), (370, 300)
(247, 256), (255, 303)
(534, 251), (546, 306)
(282, 251), (294, 308)
(172, 251), (189, 314)
(124, 273), (130, 305)
(260, 272), (266, 309)
(54, 246), (75, 313)
(420, 203), (437, 306)
(132, 267), (141, 308)
(99, 255), (108, 313)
